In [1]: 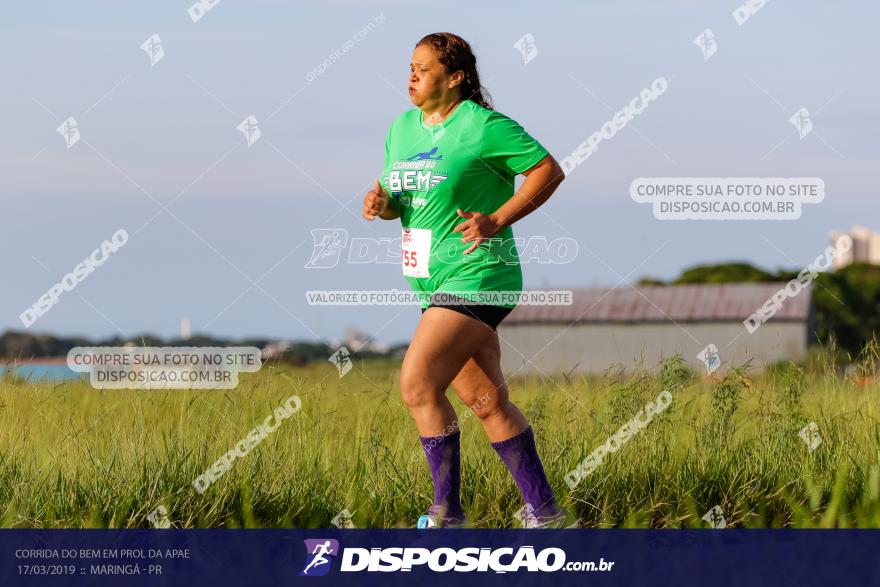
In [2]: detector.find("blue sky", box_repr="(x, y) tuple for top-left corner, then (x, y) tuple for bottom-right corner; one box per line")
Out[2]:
(2, 0), (877, 345)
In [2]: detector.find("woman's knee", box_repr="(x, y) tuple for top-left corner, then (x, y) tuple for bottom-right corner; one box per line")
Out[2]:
(467, 389), (507, 420)
(399, 364), (442, 409)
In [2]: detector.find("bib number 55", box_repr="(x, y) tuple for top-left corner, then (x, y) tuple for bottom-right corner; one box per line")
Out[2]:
(401, 228), (431, 278)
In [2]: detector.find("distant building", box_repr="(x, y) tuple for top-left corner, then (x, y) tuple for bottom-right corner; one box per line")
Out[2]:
(180, 317), (192, 340)
(261, 341), (290, 360)
(830, 225), (880, 269)
(334, 327), (389, 354)
(498, 283), (815, 375)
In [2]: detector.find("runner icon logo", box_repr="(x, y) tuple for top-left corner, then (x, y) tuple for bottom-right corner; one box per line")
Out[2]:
(300, 539), (339, 577)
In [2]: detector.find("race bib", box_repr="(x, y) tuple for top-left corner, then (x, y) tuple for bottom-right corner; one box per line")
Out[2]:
(401, 228), (431, 278)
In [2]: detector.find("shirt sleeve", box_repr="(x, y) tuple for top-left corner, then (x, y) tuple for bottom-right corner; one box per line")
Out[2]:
(380, 120), (401, 216)
(380, 121), (394, 194)
(382, 122), (393, 175)
(479, 110), (549, 175)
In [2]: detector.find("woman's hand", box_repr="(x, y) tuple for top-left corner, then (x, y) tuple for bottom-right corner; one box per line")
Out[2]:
(453, 209), (501, 254)
(363, 179), (389, 221)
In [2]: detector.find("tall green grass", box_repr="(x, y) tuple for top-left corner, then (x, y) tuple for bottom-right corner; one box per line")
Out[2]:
(0, 345), (878, 528)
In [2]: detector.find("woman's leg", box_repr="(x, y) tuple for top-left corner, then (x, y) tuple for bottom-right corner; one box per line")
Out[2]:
(449, 333), (528, 442)
(400, 307), (496, 519)
(400, 307), (496, 435)
(450, 332), (561, 519)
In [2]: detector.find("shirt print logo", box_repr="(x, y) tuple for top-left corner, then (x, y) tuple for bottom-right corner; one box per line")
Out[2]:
(407, 146), (443, 161)
(385, 148), (448, 208)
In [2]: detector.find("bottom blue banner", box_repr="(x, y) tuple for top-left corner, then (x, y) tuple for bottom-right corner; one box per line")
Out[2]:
(1, 529), (876, 586)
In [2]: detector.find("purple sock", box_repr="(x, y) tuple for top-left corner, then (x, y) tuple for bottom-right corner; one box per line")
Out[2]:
(419, 431), (463, 518)
(491, 426), (559, 518)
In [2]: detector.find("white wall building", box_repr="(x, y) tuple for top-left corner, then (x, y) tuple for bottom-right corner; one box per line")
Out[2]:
(498, 283), (815, 376)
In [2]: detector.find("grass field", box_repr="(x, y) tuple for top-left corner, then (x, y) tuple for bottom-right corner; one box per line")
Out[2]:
(1, 345), (879, 529)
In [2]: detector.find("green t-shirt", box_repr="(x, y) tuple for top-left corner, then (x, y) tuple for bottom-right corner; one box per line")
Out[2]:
(380, 99), (549, 308)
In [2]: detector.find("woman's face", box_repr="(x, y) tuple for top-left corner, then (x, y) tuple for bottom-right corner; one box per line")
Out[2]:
(409, 44), (462, 108)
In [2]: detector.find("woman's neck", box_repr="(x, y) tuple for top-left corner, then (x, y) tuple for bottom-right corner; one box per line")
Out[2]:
(422, 99), (463, 124)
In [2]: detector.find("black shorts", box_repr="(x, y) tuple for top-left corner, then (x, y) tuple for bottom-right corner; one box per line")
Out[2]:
(420, 293), (514, 331)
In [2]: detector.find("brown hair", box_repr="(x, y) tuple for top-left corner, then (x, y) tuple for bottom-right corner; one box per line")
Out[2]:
(415, 32), (493, 110)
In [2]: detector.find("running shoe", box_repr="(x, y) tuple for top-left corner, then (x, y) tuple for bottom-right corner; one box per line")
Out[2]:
(416, 505), (467, 529)
(521, 506), (575, 529)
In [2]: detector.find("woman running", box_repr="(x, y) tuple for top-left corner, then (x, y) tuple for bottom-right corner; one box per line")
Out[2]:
(363, 32), (567, 528)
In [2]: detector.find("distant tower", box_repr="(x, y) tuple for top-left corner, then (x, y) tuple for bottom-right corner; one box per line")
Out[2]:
(830, 225), (880, 270)
(852, 225), (880, 265)
(829, 229), (854, 270)
(180, 317), (192, 340)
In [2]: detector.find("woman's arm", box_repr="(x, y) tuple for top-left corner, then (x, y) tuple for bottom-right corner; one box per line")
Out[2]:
(490, 154), (565, 230)
(453, 154), (565, 253)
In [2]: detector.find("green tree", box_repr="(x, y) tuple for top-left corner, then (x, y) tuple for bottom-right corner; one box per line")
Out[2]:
(813, 263), (880, 354)
(674, 262), (775, 284)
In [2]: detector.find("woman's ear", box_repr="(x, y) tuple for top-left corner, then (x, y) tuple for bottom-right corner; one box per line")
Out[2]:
(448, 70), (465, 88)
